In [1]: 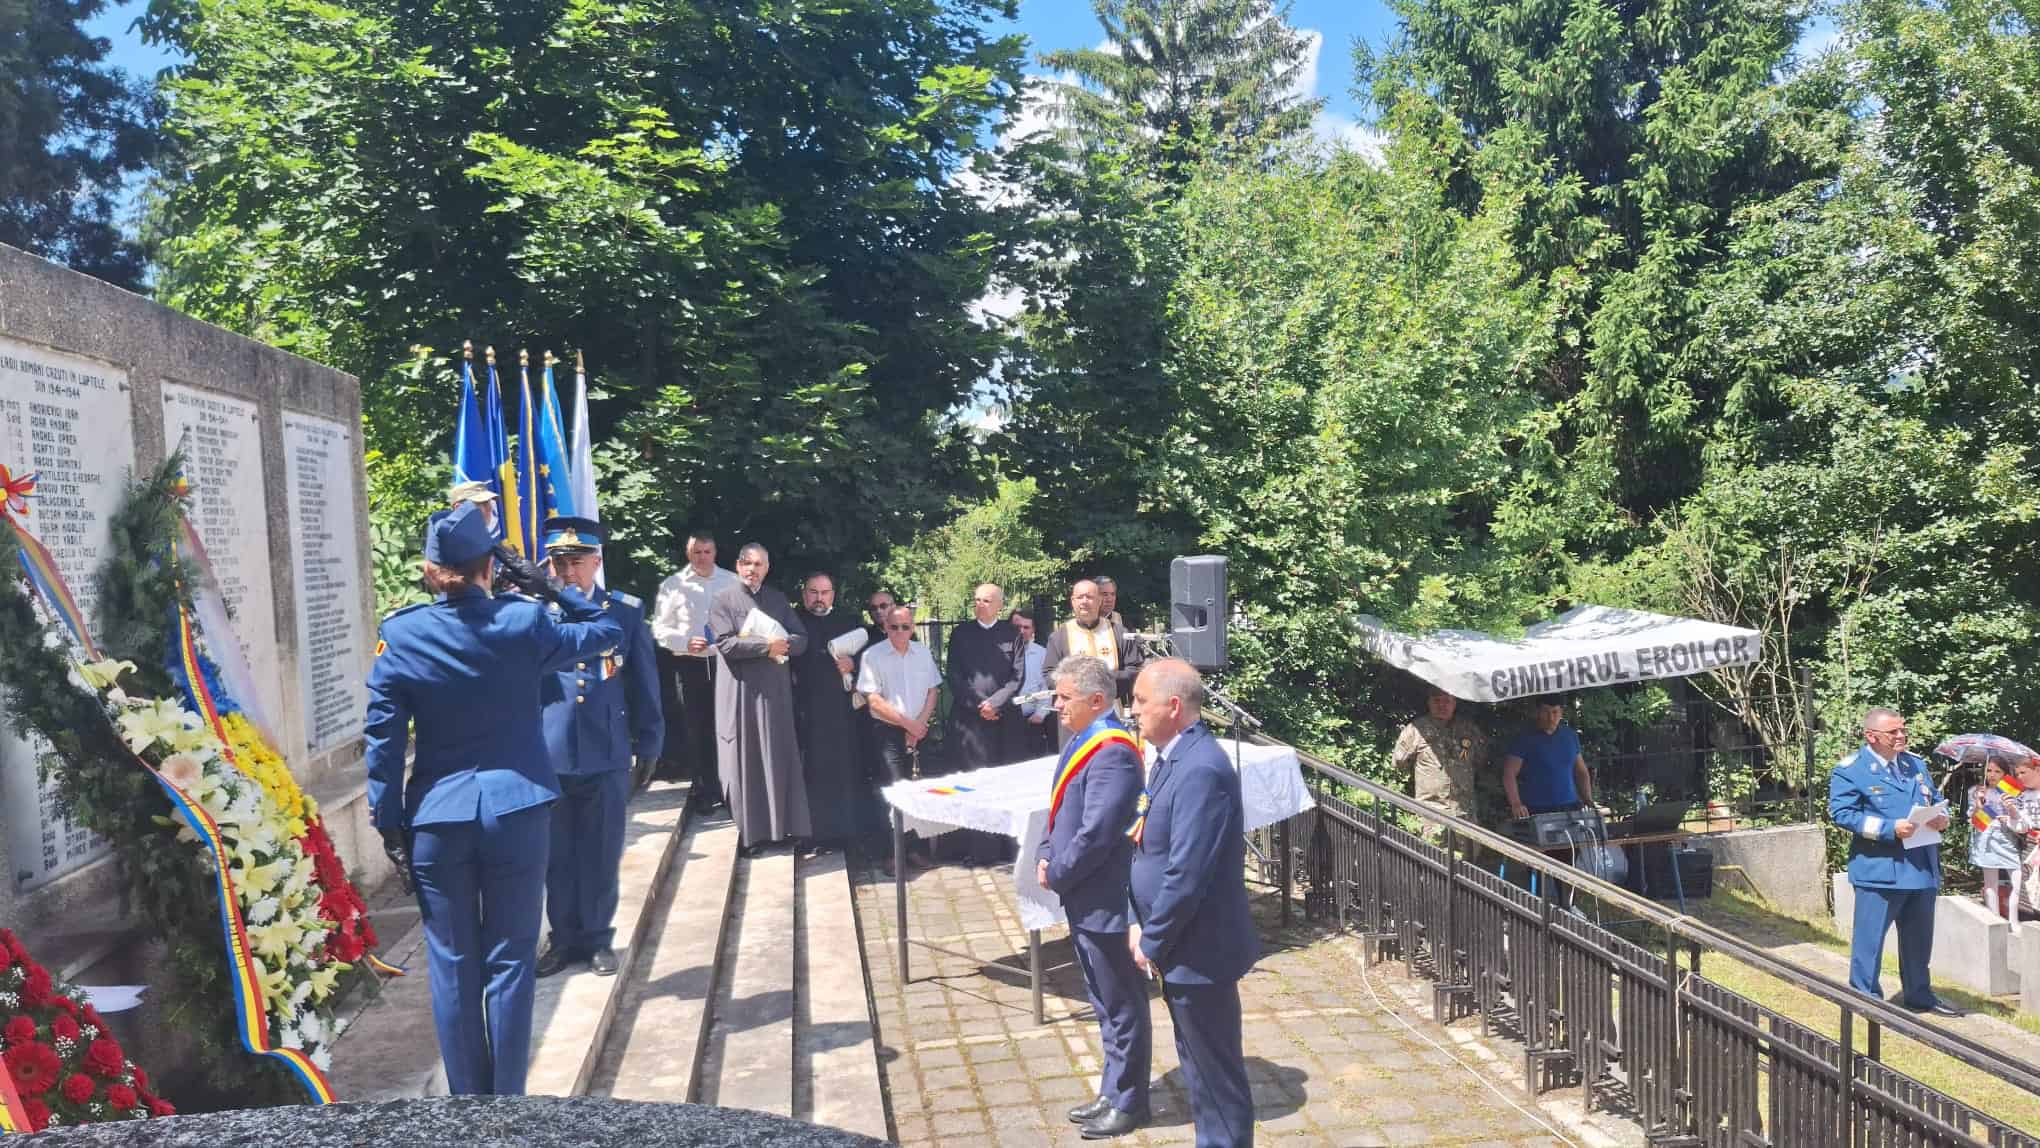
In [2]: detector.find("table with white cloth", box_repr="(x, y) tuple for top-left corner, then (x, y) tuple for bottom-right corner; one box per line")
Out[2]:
(880, 739), (1315, 1022)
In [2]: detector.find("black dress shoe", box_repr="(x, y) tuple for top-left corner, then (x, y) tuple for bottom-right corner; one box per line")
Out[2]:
(535, 944), (581, 978)
(1911, 1000), (1966, 1017)
(1067, 1095), (1112, 1124)
(590, 947), (619, 976)
(1080, 1108), (1147, 1139)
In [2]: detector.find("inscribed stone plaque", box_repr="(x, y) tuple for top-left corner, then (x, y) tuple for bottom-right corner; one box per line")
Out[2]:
(284, 411), (368, 756)
(162, 383), (284, 729)
(0, 336), (132, 892)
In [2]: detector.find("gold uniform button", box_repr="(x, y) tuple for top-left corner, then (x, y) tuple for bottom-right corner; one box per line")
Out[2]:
(577, 662), (587, 670)
(576, 696), (585, 704)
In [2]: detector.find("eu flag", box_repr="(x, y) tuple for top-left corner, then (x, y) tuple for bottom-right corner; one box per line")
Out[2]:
(538, 356), (577, 519)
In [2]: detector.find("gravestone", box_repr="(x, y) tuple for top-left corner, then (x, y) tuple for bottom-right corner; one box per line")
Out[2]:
(0, 241), (379, 944)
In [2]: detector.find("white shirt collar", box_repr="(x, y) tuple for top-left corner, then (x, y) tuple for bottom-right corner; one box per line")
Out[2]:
(976, 618), (997, 629)
(1156, 730), (1185, 764)
(1867, 745), (1897, 769)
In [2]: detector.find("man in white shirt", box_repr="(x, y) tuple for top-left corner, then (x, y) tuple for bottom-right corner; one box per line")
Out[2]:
(857, 606), (942, 872)
(652, 529), (742, 810)
(1012, 608), (1051, 760)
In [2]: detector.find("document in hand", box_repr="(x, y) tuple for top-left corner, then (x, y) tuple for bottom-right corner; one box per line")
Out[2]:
(1902, 801), (1950, 849)
(741, 606), (790, 663)
(827, 628), (871, 692)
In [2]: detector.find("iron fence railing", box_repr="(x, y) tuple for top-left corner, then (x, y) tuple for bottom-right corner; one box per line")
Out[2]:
(1259, 736), (2040, 1148)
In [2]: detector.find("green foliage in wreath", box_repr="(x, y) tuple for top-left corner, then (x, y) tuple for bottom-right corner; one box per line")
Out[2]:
(0, 459), (301, 1103)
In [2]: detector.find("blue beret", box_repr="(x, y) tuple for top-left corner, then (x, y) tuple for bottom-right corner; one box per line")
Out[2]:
(425, 501), (496, 565)
(544, 515), (604, 553)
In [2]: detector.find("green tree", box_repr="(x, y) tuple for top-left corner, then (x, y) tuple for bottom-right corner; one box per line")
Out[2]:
(144, 0), (1023, 589)
(1, 0), (161, 288)
(1040, 0), (1323, 160)
(875, 476), (1070, 621)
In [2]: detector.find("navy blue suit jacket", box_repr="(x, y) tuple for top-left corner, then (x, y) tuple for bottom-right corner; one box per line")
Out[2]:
(1130, 721), (1259, 984)
(1037, 715), (1142, 932)
(540, 587), (664, 774)
(364, 585), (623, 829)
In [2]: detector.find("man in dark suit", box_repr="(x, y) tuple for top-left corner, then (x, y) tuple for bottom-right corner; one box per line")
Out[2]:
(1128, 658), (1259, 1148)
(1036, 655), (1150, 1139)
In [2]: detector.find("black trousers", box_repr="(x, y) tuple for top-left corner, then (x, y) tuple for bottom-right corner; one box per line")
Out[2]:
(869, 722), (925, 855)
(676, 656), (722, 807)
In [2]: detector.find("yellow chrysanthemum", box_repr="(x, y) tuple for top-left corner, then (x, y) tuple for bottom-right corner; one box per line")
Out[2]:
(220, 714), (315, 838)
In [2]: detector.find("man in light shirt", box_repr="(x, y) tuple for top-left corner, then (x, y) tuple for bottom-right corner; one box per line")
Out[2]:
(652, 529), (741, 811)
(857, 606), (942, 873)
(1012, 608), (1051, 759)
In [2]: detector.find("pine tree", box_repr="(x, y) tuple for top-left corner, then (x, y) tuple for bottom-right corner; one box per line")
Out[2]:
(1041, 0), (1323, 163)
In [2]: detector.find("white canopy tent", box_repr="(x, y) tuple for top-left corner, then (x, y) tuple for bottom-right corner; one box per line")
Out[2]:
(1355, 605), (1761, 703)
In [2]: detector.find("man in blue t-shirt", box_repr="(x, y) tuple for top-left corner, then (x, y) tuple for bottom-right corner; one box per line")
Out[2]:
(1503, 696), (1595, 818)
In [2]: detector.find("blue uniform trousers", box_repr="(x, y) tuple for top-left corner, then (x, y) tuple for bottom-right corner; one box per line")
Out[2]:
(1072, 928), (1152, 1114)
(1161, 977), (1253, 1148)
(545, 770), (632, 953)
(412, 803), (550, 1096)
(1849, 885), (1937, 1008)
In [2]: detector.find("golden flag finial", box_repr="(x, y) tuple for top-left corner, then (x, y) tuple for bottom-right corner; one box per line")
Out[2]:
(544, 350), (556, 367)
(576, 349), (585, 372)
(519, 348), (529, 368)
(485, 345), (496, 365)
(463, 340), (474, 361)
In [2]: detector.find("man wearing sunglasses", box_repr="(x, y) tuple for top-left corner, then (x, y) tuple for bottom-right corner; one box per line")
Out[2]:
(1829, 707), (1960, 1016)
(857, 607), (942, 872)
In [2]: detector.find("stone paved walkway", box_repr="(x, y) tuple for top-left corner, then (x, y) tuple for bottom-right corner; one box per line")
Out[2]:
(853, 858), (1605, 1147)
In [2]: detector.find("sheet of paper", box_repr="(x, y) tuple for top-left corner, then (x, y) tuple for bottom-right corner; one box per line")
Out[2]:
(1903, 801), (1950, 849)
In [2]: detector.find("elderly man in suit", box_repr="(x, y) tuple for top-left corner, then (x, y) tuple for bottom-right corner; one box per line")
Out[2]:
(1036, 655), (1150, 1139)
(1128, 658), (1259, 1148)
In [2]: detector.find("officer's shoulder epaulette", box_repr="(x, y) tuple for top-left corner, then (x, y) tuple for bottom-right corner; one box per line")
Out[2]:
(381, 601), (431, 625)
(498, 590), (541, 603)
(610, 591), (643, 610)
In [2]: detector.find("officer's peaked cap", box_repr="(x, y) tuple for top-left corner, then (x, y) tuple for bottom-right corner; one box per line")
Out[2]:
(425, 501), (496, 565)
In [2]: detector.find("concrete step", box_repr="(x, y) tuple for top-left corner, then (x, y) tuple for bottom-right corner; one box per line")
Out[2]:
(524, 779), (692, 1096)
(698, 849), (798, 1115)
(326, 779), (690, 1100)
(587, 809), (742, 1102)
(797, 852), (888, 1140)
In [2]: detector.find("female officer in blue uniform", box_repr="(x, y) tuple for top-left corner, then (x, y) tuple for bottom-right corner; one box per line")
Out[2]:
(1828, 706), (1958, 1015)
(363, 501), (624, 1094)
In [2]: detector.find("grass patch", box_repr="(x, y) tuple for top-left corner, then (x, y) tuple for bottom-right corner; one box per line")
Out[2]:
(1692, 889), (2040, 1135)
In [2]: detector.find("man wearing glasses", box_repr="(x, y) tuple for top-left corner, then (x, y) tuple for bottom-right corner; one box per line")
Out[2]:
(1829, 707), (1960, 1016)
(858, 607), (942, 873)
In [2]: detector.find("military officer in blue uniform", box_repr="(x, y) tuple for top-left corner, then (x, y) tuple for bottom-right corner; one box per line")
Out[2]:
(535, 516), (664, 978)
(1128, 659), (1259, 1148)
(363, 501), (624, 1095)
(1828, 706), (1960, 1016)
(1036, 655), (1150, 1139)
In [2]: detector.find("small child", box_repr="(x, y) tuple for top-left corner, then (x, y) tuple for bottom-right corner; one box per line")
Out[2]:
(1970, 755), (2024, 918)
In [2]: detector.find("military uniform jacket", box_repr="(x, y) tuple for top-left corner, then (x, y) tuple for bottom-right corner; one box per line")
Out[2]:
(1828, 745), (1944, 891)
(365, 585), (624, 830)
(540, 587), (664, 775)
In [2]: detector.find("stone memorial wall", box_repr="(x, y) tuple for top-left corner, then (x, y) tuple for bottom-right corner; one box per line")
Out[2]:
(0, 242), (370, 933)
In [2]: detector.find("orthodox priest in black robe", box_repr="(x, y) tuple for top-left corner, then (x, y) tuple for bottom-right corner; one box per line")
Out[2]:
(709, 544), (810, 852)
(792, 572), (863, 849)
(940, 584), (1025, 863)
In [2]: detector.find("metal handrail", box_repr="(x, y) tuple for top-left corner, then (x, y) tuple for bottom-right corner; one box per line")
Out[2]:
(1262, 732), (2040, 1097)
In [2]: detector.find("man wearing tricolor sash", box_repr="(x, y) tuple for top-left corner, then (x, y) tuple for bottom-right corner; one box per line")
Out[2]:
(1036, 655), (1150, 1139)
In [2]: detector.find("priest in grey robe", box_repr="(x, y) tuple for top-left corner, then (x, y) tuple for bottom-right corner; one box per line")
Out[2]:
(709, 542), (812, 854)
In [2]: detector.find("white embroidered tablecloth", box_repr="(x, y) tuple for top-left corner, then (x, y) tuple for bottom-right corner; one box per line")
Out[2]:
(881, 740), (1315, 930)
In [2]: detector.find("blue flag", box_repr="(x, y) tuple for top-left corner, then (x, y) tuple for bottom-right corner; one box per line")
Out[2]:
(453, 352), (508, 541)
(538, 359), (577, 519)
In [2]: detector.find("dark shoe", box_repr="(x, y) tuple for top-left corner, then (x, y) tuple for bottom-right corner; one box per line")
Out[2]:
(590, 947), (619, 977)
(535, 944), (581, 978)
(1911, 999), (1966, 1018)
(1067, 1095), (1112, 1124)
(1080, 1108), (1147, 1139)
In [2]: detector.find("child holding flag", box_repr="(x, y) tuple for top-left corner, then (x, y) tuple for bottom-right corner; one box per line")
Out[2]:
(1968, 754), (2023, 918)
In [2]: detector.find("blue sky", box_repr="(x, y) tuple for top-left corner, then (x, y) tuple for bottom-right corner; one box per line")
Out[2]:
(87, 1), (1399, 130)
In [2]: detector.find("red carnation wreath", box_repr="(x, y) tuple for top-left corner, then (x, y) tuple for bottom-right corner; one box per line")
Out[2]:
(0, 928), (172, 1132)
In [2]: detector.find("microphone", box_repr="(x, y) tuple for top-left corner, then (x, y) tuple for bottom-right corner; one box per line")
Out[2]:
(1015, 690), (1056, 706)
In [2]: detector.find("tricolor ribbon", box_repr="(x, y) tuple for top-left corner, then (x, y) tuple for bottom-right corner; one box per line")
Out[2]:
(174, 597), (404, 982)
(1049, 723), (1139, 833)
(5, 513), (336, 1105)
(0, 1055), (29, 1132)
(6, 519), (99, 661)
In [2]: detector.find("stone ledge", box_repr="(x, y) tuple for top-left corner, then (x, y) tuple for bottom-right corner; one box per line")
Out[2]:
(19, 1095), (888, 1146)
